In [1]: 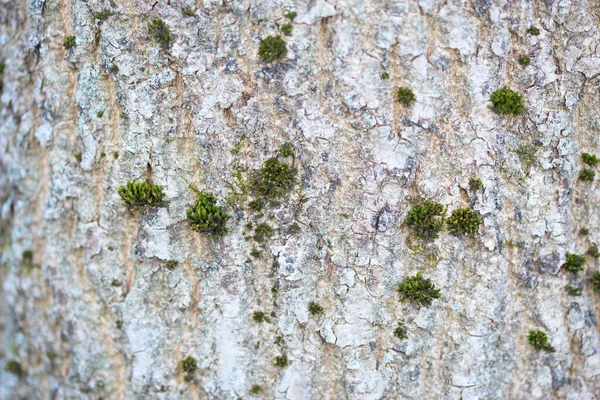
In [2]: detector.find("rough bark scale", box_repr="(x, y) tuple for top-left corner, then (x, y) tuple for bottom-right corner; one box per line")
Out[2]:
(1, 0), (600, 399)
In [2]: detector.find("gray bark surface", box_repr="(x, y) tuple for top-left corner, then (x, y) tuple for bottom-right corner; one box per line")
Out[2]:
(1, 0), (600, 399)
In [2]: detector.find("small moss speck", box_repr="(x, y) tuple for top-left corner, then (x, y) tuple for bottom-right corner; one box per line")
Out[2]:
(258, 36), (287, 62)
(287, 223), (301, 234)
(64, 36), (76, 50)
(165, 260), (179, 270)
(274, 354), (289, 368)
(148, 19), (173, 51)
(393, 324), (407, 340)
(594, 272), (600, 292)
(94, 9), (112, 22)
(308, 301), (323, 315)
(469, 177), (483, 192)
(528, 26), (540, 35)
(22, 249), (33, 262)
(512, 143), (540, 169)
(579, 228), (590, 236)
(248, 199), (263, 212)
(404, 200), (446, 241)
(447, 207), (481, 235)
(489, 87), (524, 116)
(582, 153), (599, 167)
(182, 8), (195, 16)
(74, 152), (82, 162)
(116, 320), (123, 329)
(100, 151), (106, 158)
(278, 142), (295, 157)
(397, 272), (441, 307)
(182, 356), (197, 373)
(281, 23), (293, 36)
(109, 64), (119, 74)
(117, 180), (167, 210)
(253, 222), (274, 242)
(589, 245), (600, 258)
(562, 252), (585, 274)
(381, 71), (389, 80)
(250, 384), (262, 395)
(187, 192), (230, 236)
(5, 360), (23, 376)
(252, 311), (270, 323)
(97, 110), (104, 118)
(527, 330), (555, 352)
(566, 286), (582, 296)
(580, 168), (595, 182)
(113, 151), (119, 159)
(285, 11), (297, 21)
(111, 279), (122, 287)
(396, 87), (416, 106)
(250, 248), (262, 258)
(518, 55), (530, 66)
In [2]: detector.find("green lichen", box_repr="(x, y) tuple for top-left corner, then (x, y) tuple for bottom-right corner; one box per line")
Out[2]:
(186, 192), (230, 236)
(148, 19), (173, 51)
(582, 153), (599, 167)
(397, 272), (441, 307)
(285, 11), (297, 21)
(281, 23), (293, 36)
(308, 301), (323, 316)
(250, 158), (297, 201)
(274, 354), (289, 368)
(277, 142), (295, 157)
(253, 223), (274, 242)
(182, 356), (197, 373)
(258, 36), (287, 62)
(566, 286), (582, 296)
(94, 9), (112, 22)
(404, 200), (446, 241)
(589, 245), (600, 258)
(252, 311), (270, 323)
(518, 55), (530, 66)
(5, 360), (23, 376)
(527, 330), (555, 352)
(580, 168), (595, 182)
(489, 87), (524, 116)
(594, 272), (600, 292)
(469, 177), (483, 192)
(116, 180), (167, 210)
(393, 324), (407, 340)
(64, 36), (76, 50)
(528, 26), (540, 35)
(396, 87), (416, 106)
(447, 207), (481, 235)
(165, 260), (179, 270)
(562, 252), (585, 274)
(512, 143), (540, 170)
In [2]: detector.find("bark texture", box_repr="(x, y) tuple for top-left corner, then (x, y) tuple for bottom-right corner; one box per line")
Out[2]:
(1, 0), (600, 399)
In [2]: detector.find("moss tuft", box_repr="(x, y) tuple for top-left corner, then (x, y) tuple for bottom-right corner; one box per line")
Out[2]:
(274, 354), (289, 368)
(518, 55), (530, 66)
(281, 23), (293, 36)
(393, 324), (407, 340)
(250, 158), (297, 201)
(116, 180), (167, 210)
(186, 192), (230, 236)
(396, 87), (416, 106)
(397, 272), (441, 307)
(447, 207), (481, 235)
(579, 168), (595, 182)
(404, 200), (446, 241)
(64, 36), (76, 50)
(527, 330), (555, 352)
(253, 222), (274, 242)
(258, 36), (287, 62)
(182, 356), (197, 373)
(562, 252), (585, 274)
(248, 199), (263, 212)
(489, 87), (524, 116)
(5, 360), (24, 376)
(308, 301), (323, 315)
(469, 177), (483, 192)
(148, 19), (173, 50)
(582, 153), (599, 167)
(528, 26), (540, 35)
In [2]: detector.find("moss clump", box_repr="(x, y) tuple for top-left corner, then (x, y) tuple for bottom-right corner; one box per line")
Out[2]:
(274, 354), (289, 368)
(277, 142), (295, 157)
(252, 311), (270, 323)
(527, 330), (555, 352)
(393, 324), (407, 340)
(5, 360), (23, 376)
(518, 55), (530, 66)
(589, 245), (600, 258)
(187, 192), (230, 236)
(489, 87), (524, 116)
(562, 252), (585, 274)
(64, 36), (76, 50)
(579, 168), (595, 182)
(469, 177), (483, 192)
(248, 199), (263, 212)
(404, 200), (446, 241)
(148, 19), (173, 51)
(285, 11), (297, 21)
(250, 158), (297, 201)
(281, 23), (293, 36)
(253, 223), (274, 242)
(528, 26), (540, 35)
(582, 153), (599, 167)
(250, 384), (262, 394)
(94, 9), (112, 22)
(182, 356), (197, 373)
(308, 301), (323, 315)
(165, 260), (179, 270)
(397, 272), (441, 307)
(396, 87), (416, 106)
(116, 180), (167, 210)
(447, 207), (481, 235)
(594, 272), (600, 292)
(258, 36), (287, 62)
(566, 286), (582, 296)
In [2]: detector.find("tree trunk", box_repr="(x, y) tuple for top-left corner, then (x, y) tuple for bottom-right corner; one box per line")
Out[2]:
(1, 0), (600, 399)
